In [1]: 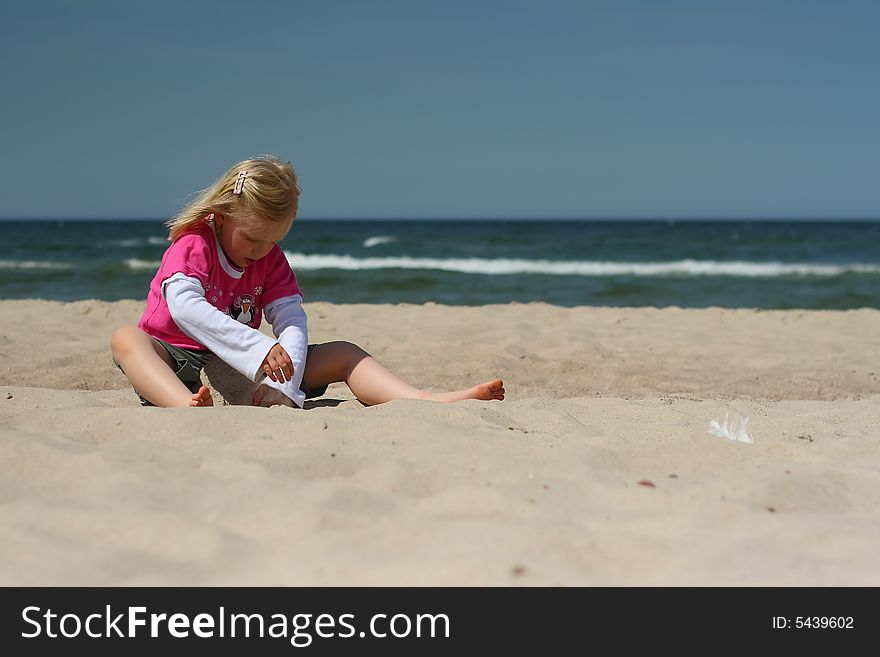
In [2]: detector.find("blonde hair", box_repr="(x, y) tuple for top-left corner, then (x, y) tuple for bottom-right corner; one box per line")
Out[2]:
(166, 155), (301, 241)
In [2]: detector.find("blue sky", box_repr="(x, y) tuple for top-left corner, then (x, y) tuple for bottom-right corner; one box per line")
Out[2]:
(1, 0), (877, 219)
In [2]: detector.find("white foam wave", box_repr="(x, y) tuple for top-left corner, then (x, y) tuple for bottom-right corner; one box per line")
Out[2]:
(0, 259), (73, 270)
(283, 252), (880, 278)
(124, 258), (161, 270)
(107, 236), (168, 247)
(363, 235), (398, 248)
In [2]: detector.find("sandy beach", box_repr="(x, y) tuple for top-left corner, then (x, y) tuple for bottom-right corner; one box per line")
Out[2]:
(1, 299), (878, 585)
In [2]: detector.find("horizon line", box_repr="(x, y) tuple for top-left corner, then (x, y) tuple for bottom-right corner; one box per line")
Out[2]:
(1, 216), (879, 222)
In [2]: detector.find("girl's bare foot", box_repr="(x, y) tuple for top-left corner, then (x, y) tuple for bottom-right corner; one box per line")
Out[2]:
(189, 385), (214, 407)
(252, 382), (295, 408)
(432, 378), (505, 403)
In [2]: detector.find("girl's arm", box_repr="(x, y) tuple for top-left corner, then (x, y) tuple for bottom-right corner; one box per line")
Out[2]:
(257, 295), (309, 408)
(163, 273), (278, 382)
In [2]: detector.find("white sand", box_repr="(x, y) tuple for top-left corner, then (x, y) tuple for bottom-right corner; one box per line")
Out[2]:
(0, 300), (878, 585)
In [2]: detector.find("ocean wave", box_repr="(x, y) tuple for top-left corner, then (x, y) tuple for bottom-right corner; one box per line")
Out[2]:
(283, 252), (880, 278)
(124, 258), (161, 270)
(363, 235), (398, 248)
(0, 259), (73, 270)
(107, 237), (168, 247)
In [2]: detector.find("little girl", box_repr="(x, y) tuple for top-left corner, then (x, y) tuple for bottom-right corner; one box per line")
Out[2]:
(111, 155), (505, 408)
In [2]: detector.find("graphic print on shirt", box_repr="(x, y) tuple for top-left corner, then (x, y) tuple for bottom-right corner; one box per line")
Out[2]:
(229, 294), (256, 326)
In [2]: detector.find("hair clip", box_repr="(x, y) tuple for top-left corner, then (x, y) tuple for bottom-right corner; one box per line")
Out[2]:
(233, 170), (248, 195)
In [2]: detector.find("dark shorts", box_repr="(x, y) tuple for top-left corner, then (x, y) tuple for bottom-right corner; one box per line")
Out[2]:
(115, 340), (328, 406)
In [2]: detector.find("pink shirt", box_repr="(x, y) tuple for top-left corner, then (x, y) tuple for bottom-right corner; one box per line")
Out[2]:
(139, 221), (302, 350)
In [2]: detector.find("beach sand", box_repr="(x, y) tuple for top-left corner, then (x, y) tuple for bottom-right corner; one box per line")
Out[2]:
(1, 300), (878, 585)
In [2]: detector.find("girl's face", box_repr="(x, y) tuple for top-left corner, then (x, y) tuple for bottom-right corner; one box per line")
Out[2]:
(214, 211), (292, 268)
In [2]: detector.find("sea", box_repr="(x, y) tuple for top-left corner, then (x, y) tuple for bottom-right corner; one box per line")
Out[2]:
(1, 219), (878, 308)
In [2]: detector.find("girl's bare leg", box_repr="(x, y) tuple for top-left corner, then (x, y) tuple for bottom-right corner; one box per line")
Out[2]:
(301, 341), (504, 406)
(110, 326), (212, 407)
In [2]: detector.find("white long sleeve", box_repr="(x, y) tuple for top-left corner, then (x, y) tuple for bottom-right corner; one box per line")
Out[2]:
(163, 273), (277, 382)
(259, 295), (309, 408)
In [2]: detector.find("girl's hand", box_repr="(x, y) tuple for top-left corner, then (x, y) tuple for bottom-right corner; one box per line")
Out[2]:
(262, 344), (294, 383)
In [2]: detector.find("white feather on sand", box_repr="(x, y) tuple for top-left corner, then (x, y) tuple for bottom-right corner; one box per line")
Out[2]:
(708, 412), (754, 444)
